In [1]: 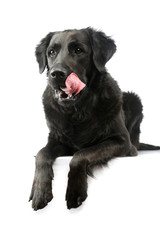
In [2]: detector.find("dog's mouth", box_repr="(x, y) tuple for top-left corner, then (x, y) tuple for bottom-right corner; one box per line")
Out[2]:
(54, 73), (86, 103)
(54, 89), (77, 102)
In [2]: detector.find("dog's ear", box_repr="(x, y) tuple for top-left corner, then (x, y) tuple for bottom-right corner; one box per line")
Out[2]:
(87, 28), (116, 72)
(35, 32), (53, 73)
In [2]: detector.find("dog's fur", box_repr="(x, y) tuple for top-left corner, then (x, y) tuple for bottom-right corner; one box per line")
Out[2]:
(29, 27), (160, 210)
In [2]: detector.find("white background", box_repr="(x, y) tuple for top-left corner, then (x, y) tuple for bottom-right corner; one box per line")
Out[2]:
(0, 0), (160, 239)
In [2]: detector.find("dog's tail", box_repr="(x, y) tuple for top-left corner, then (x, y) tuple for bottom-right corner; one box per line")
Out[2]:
(138, 143), (160, 151)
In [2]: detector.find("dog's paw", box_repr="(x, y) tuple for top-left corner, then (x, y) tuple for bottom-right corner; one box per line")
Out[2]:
(29, 181), (53, 211)
(65, 170), (88, 209)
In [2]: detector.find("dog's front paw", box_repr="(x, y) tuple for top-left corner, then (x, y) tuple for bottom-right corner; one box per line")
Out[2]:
(29, 180), (53, 211)
(66, 169), (88, 209)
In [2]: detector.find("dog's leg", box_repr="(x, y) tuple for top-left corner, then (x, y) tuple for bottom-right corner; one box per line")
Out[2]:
(66, 135), (137, 209)
(29, 141), (70, 210)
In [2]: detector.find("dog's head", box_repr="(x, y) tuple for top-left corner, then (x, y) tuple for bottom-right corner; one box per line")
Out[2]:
(35, 28), (116, 105)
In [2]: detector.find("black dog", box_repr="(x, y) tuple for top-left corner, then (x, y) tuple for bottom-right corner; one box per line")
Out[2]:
(29, 27), (160, 210)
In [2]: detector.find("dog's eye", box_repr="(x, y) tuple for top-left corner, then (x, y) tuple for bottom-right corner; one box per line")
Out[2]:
(49, 49), (56, 57)
(74, 47), (83, 55)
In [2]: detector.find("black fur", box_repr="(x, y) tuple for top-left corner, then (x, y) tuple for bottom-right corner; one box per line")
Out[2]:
(29, 27), (160, 210)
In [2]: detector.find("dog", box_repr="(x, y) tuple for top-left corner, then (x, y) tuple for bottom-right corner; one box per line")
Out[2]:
(29, 27), (160, 210)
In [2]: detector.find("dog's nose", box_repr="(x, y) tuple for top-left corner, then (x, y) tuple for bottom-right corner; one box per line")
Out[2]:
(51, 70), (67, 80)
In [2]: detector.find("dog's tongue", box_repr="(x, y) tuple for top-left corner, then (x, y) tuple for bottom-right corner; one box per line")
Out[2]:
(61, 73), (86, 95)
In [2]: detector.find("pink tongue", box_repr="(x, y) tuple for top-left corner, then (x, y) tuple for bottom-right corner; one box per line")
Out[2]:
(61, 73), (86, 95)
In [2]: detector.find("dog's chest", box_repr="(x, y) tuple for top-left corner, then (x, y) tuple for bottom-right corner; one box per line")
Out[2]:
(52, 111), (107, 149)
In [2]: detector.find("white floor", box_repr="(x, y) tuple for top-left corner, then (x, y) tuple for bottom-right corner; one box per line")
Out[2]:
(1, 150), (160, 240)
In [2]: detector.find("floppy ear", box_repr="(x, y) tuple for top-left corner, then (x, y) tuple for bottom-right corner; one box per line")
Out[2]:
(35, 32), (53, 73)
(87, 28), (116, 72)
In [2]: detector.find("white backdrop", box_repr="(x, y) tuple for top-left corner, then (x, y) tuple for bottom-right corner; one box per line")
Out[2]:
(0, 0), (160, 239)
